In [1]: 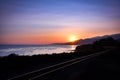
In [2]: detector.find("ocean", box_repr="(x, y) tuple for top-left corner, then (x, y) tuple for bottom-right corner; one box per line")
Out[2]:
(0, 45), (77, 57)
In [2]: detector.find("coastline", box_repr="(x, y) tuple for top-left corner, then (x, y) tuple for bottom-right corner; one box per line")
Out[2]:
(0, 37), (120, 80)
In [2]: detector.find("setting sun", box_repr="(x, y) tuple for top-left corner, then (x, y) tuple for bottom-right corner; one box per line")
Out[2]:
(69, 35), (78, 42)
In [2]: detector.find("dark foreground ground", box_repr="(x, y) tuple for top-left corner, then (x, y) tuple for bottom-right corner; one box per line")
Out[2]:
(29, 47), (120, 80)
(80, 47), (120, 80)
(0, 52), (81, 80)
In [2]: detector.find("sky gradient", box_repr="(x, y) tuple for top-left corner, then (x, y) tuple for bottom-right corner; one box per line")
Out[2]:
(0, 0), (120, 44)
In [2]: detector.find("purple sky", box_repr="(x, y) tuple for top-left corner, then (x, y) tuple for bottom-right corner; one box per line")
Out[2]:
(0, 0), (120, 44)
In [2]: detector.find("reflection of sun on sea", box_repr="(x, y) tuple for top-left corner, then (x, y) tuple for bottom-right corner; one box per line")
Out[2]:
(71, 45), (76, 50)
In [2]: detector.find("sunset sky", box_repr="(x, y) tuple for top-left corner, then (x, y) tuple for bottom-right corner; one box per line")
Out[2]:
(0, 0), (120, 44)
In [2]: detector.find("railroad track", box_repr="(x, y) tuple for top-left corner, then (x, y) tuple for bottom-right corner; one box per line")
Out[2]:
(8, 50), (110, 80)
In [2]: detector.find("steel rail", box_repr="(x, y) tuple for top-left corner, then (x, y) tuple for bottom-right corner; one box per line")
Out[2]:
(8, 50), (110, 80)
